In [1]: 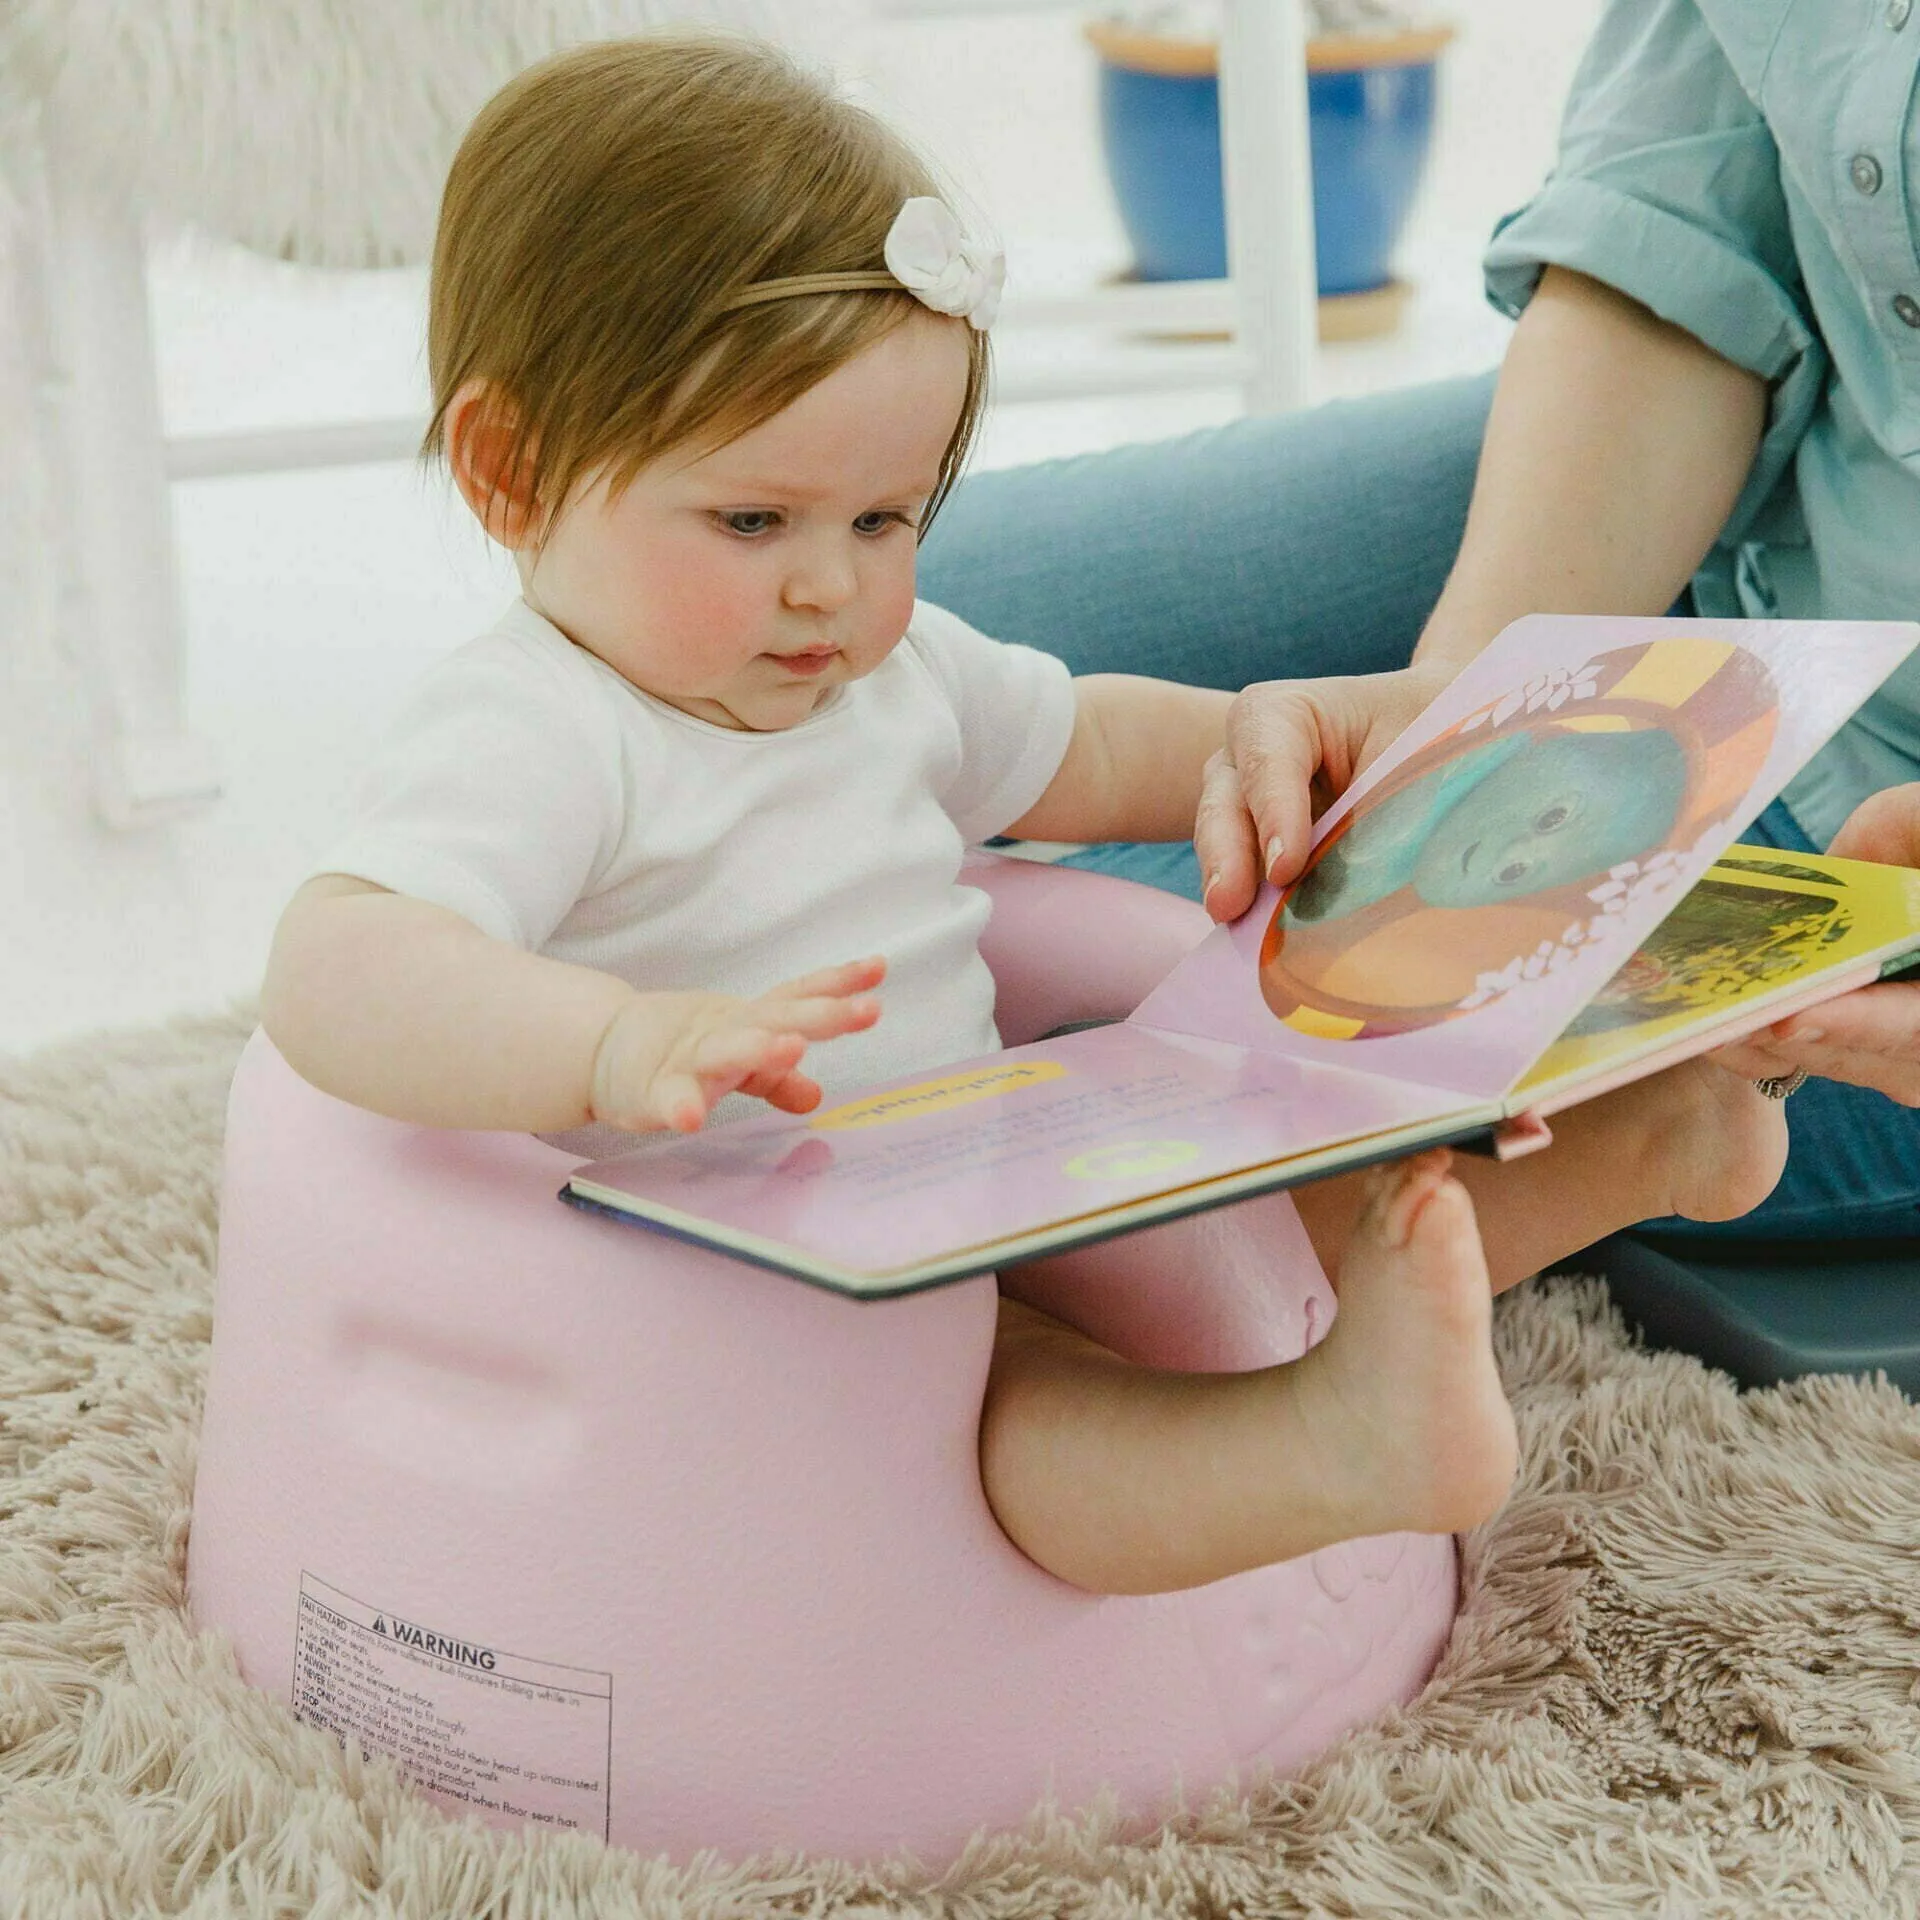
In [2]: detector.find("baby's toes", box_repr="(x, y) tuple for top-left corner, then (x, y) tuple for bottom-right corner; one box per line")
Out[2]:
(1357, 1149), (1457, 1254)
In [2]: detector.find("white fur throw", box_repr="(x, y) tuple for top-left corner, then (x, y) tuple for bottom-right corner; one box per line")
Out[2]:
(9, 1010), (1920, 1914)
(0, 0), (869, 265)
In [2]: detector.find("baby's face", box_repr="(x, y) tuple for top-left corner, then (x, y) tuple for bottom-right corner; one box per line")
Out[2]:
(523, 312), (971, 732)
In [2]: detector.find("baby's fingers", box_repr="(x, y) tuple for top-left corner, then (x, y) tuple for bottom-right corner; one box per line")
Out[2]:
(769, 955), (888, 1001)
(648, 1070), (715, 1135)
(756, 986), (883, 1040)
(740, 1065), (826, 1114)
(640, 1028), (805, 1133)
(691, 1024), (807, 1088)
(692, 1027), (831, 1120)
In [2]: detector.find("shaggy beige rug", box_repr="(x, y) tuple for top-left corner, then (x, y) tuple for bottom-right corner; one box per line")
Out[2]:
(4, 1008), (1920, 1918)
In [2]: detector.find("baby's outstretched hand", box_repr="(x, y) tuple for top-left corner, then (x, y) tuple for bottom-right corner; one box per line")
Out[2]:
(589, 956), (886, 1134)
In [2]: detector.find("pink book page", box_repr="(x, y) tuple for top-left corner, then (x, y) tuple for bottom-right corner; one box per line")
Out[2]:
(569, 1021), (1476, 1282)
(1131, 614), (1920, 1101)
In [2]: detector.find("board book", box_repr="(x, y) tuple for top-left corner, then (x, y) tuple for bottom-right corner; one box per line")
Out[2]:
(564, 614), (1920, 1296)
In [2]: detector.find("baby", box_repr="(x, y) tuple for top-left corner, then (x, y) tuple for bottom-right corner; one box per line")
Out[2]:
(264, 34), (1783, 1596)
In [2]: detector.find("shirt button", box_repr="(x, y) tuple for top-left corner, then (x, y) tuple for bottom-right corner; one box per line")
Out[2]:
(1852, 153), (1885, 195)
(1895, 293), (1920, 328)
(1893, 0), (1913, 28)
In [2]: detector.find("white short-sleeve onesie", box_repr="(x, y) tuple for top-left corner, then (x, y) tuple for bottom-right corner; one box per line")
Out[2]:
(318, 598), (1078, 1156)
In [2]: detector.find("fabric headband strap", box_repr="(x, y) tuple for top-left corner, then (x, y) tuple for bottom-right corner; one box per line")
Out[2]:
(722, 271), (903, 310)
(716, 196), (1004, 332)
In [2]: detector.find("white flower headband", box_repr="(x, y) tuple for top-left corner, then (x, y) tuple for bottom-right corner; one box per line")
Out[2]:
(719, 196), (1005, 331)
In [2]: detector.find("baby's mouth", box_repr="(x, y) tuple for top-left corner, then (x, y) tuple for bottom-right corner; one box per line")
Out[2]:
(769, 645), (840, 677)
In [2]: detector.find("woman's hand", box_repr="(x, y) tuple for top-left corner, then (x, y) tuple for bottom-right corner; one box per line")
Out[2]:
(1191, 272), (1772, 929)
(1714, 783), (1920, 1105)
(589, 956), (886, 1134)
(1194, 661), (1457, 922)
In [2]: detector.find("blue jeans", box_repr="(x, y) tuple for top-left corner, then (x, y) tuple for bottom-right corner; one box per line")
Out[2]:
(1643, 799), (1920, 1244)
(919, 374), (1920, 1244)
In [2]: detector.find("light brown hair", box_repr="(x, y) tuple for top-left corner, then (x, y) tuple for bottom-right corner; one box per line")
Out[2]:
(424, 34), (990, 539)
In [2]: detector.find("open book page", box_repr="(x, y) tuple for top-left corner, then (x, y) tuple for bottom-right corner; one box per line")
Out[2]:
(1132, 616), (1920, 1101)
(564, 839), (1920, 1295)
(567, 614), (1920, 1294)
(565, 1021), (1492, 1294)
(1511, 846), (1920, 1110)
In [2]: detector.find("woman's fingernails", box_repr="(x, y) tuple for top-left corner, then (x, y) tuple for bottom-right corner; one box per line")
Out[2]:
(1787, 1025), (1823, 1045)
(1263, 836), (1285, 879)
(1202, 868), (1221, 903)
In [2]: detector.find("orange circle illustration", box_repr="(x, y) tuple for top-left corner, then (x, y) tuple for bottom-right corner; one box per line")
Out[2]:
(1259, 638), (1778, 1039)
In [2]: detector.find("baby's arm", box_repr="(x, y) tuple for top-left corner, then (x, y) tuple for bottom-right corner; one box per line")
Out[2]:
(262, 874), (883, 1133)
(1003, 676), (1233, 846)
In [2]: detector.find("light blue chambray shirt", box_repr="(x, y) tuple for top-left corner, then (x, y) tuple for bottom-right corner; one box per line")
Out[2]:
(1483, 0), (1920, 848)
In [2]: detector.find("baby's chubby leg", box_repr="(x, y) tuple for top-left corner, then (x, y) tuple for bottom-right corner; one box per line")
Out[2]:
(980, 1153), (1516, 1595)
(1292, 1055), (1790, 1296)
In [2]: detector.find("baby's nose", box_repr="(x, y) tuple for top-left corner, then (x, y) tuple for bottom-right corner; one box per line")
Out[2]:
(783, 541), (858, 612)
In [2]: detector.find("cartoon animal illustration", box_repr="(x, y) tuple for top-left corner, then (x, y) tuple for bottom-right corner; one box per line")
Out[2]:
(1285, 725), (1690, 927)
(1259, 635), (1781, 1040)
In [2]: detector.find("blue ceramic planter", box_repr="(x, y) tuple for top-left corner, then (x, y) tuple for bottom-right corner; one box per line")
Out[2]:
(1090, 28), (1450, 294)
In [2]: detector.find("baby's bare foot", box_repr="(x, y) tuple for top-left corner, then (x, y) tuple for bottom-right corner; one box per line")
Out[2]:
(1298, 1152), (1518, 1539)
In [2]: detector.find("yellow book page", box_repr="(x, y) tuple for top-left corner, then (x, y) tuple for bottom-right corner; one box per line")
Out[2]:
(1514, 846), (1920, 1099)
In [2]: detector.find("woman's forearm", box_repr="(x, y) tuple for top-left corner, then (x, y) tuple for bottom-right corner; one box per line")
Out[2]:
(1417, 267), (1768, 672)
(1193, 270), (1772, 919)
(261, 877), (633, 1130)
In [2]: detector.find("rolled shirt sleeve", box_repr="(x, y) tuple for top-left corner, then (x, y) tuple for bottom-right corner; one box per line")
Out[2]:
(1483, 0), (1826, 552)
(1484, 0), (1920, 847)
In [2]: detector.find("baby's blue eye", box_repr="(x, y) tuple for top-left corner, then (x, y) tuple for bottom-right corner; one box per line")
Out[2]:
(854, 510), (908, 535)
(718, 510), (780, 536)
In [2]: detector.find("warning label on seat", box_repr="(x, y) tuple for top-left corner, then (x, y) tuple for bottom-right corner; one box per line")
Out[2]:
(293, 1572), (613, 1837)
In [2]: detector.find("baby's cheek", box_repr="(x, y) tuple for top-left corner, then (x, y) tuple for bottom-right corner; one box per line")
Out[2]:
(653, 569), (763, 667)
(869, 554), (920, 644)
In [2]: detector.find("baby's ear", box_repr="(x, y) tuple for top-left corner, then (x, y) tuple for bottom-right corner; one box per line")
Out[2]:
(444, 380), (543, 547)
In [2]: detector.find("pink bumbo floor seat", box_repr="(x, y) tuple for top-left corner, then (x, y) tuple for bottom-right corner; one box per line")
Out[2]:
(187, 854), (1458, 1867)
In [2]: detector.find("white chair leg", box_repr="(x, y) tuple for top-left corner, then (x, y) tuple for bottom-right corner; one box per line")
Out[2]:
(1220, 0), (1318, 414)
(36, 123), (221, 828)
